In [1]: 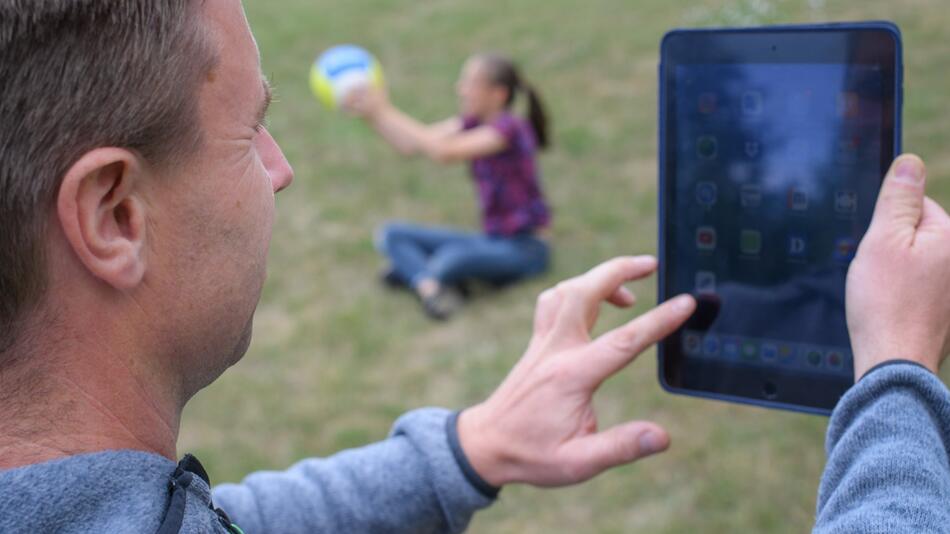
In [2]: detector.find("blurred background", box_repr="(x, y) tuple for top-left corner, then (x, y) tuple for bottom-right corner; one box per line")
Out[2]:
(179, 0), (950, 531)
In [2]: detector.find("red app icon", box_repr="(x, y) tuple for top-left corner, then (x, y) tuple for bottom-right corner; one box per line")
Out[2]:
(834, 238), (857, 263)
(827, 351), (844, 370)
(696, 226), (717, 251)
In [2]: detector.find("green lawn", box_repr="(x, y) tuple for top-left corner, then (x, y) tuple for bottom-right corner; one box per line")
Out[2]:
(179, 0), (950, 531)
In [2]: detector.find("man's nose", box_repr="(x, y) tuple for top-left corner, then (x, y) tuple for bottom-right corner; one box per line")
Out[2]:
(259, 127), (294, 193)
(272, 159), (294, 193)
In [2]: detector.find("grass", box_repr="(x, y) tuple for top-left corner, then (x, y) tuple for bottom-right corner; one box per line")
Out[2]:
(179, 0), (950, 531)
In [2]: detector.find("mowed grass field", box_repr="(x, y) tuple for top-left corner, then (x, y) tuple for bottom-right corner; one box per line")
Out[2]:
(179, 0), (950, 531)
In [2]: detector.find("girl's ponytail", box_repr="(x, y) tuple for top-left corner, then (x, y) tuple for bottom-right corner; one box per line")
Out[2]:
(521, 82), (549, 150)
(476, 53), (551, 151)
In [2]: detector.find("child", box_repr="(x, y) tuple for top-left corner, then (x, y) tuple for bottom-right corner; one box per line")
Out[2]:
(346, 53), (552, 320)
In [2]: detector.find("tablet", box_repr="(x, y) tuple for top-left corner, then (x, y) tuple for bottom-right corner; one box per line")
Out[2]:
(657, 22), (902, 414)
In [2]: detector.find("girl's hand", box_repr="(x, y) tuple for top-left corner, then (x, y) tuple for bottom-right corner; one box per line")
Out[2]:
(342, 84), (389, 119)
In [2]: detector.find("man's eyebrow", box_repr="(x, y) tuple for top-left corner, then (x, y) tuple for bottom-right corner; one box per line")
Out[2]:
(256, 77), (274, 128)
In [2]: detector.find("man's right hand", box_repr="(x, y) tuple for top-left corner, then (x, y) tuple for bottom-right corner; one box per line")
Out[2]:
(457, 257), (695, 488)
(846, 154), (950, 380)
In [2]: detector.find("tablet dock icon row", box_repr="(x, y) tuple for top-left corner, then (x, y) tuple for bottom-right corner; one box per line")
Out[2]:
(681, 330), (852, 374)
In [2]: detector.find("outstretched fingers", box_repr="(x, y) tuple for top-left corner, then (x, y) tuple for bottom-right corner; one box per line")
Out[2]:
(582, 294), (697, 385)
(553, 256), (659, 333)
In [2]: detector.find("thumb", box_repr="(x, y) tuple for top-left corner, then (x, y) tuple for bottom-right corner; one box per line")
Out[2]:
(559, 421), (670, 482)
(868, 154), (927, 245)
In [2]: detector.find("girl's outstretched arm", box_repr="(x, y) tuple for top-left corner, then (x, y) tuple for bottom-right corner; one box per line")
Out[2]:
(347, 86), (507, 164)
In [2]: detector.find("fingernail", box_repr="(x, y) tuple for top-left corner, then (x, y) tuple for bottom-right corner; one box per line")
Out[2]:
(893, 158), (924, 185)
(633, 255), (657, 267)
(638, 431), (664, 454)
(673, 294), (694, 312)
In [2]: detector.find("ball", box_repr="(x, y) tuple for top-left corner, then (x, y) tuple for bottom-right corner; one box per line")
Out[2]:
(310, 45), (385, 110)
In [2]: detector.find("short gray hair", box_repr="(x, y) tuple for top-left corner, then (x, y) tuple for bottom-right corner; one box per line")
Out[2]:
(0, 0), (217, 355)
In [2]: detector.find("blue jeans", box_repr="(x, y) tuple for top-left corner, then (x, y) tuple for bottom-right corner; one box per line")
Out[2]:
(376, 222), (550, 289)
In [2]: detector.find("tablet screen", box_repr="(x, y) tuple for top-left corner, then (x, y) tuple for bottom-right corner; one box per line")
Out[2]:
(659, 26), (900, 413)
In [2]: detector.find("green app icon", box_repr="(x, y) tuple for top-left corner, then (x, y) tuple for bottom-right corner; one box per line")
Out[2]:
(740, 229), (762, 256)
(697, 135), (717, 160)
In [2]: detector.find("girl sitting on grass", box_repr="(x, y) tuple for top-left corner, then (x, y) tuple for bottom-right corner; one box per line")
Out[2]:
(346, 53), (552, 320)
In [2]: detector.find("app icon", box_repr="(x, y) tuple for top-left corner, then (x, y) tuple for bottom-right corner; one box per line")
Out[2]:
(741, 340), (758, 361)
(835, 191), (857, 215)
(722, 337), (741, 359)
(696, 226), (717, 251)
(695, 271), (717, 295)
(740, 184), (762, 208)
(740, 229), (762, 256)
(744, 140), (761, 159)
(787, 187), (808, 211)
(695, 181), (718, 208)
(761, 343), (778, 362)
(778, 344), (796, 364)
(834, 237), (857, 263)
(703, 335), (721, 357)
(683, 331), (702, 356)
(838, 92), (860, 118)
(697, 135), (718, 160)
(741, 91), (763, 116)
(698, 93), (717, 114)
(806, 349), (823, 367)
(787, 234), (807, 261)
(826, 350), (845, 370)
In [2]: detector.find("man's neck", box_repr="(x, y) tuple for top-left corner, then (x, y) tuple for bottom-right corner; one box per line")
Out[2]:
(0, 341), (182, 471)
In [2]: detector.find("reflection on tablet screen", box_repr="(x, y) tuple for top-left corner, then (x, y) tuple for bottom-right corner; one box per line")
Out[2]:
(671, 63), (880, 376)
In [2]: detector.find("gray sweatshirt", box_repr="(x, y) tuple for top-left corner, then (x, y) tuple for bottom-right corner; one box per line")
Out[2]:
(1, 363), (948, 533)
(0, 408), (494, 533)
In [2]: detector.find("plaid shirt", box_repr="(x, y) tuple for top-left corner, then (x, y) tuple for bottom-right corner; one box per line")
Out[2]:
(462, 113), (551, 236)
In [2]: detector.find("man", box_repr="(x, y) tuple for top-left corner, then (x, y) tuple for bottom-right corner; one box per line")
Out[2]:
(0, 1), (947, 533)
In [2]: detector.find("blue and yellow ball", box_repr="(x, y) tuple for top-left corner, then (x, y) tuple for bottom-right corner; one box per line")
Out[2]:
(310, 45), (385, 110)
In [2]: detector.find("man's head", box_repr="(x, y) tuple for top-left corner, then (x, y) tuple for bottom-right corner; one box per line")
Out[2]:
(0, 0), (292, 404)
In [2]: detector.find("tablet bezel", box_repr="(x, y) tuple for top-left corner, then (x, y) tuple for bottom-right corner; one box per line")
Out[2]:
(657, 22), (903, 415)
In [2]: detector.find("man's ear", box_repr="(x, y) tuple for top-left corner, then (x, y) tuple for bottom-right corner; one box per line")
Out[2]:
(56, 148), (149, 290)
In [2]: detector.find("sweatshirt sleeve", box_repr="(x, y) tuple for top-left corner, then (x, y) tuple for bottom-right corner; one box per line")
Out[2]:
(814, 362), (950, 533)
(211, 408), (496, 534)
